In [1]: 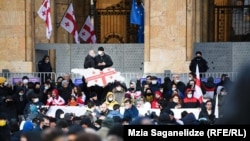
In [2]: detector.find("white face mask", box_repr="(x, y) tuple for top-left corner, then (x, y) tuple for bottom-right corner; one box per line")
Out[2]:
(4, 82), (8, 86)
(19, 93), (24, 95)
(151, 80), (157, 85)
(108, 98), (113, 101)
(187, 94), (192, 98)
(175, 79), (180, 83)
(188, 77), (192, 80)
(172, 88), (176, 91)
(173, 99), (179, 103)
(60, 114), (64, 119)
(45, 86), (49, 90)
(221, 92), (227, 95)
(98, 51), (103, 55)
(33, 98), (39, 103)
(116, 87), (122, 91)
(160, 89), (163, 93)
(23, 79), (28, 84)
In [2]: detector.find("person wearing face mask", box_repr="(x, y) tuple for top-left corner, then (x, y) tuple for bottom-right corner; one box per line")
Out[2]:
(38, 55), (53, 85)
(17, 76), (30, 95)
(215, 86), (227, 118)
(13, 87), (28, 122)
(189, 51), (209, 77)
(104, 92), (119, 110)
(182, 88), (201, 108)
(41, 80), (54, 104)
(0, 113), (11, 141)
(171, 74), (186, 96)
(144, 88), (154, 103)
(95, 47), (113, 70)
(149, 76), (161, 94)
(126, 81), (141, 100)
(0, 96), (18, 122)
(23, 94), (44, 120)
(171, 83), (185, 99)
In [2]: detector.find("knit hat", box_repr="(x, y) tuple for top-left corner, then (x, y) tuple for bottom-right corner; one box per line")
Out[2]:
(196, 51), (202, 55)
(98, 47), (104, 51)
(0, 77), (6, 84)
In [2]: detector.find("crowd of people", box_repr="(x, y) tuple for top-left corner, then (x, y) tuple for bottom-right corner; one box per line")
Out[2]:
(0, 70), (233, 141)
(0, 48), (249, 141)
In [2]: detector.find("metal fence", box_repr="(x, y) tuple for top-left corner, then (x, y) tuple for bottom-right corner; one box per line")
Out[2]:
(0, 71), (238, 87)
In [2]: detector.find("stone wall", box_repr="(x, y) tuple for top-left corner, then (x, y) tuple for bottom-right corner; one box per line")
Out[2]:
(0, 0), (33, 72)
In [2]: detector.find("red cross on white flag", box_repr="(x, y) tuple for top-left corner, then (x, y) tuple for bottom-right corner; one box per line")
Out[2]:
(81, 68), (119, 87)
(60, 3), (80, 44)
(79, 16), (96, 43)
(37, 0), (52, 39)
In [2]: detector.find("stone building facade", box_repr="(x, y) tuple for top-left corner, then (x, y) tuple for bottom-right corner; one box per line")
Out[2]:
(0, 0), (234, 73)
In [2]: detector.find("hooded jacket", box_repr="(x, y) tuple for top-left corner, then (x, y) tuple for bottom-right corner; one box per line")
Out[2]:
(46, 89), (65, 106)
(105, 92), (119, 110)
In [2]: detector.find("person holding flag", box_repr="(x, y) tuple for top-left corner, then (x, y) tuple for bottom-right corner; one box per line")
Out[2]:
(193, 64), (204, 104)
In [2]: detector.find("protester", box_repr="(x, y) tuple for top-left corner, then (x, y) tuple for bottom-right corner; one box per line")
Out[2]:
(95, 47), (113, 70)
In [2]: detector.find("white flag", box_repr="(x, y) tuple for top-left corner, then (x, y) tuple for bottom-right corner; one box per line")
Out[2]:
(37, 0), (52, 39)
(71, 68), (124, 87)
(79, 16), (96, 43)
(194, 64), (203, 103)
(60, 3), (80, 44)
(214, 91), (219, 118)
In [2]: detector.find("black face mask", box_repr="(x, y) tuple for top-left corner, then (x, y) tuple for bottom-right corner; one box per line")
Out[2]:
(196, 56), (201, 60)
(130, 88), (135, 91)
(6, 101), (14, 106)
(34, 88), (40, 93)
(42, 125), (50, 130)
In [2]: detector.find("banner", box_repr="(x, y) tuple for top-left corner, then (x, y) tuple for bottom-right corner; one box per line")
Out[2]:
(71, 68), (125, 87)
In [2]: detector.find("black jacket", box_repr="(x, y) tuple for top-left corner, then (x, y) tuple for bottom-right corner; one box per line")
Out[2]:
(95, 53), (113, 70)
(189, 56), (209, 73)
(84, 55), (96, 69)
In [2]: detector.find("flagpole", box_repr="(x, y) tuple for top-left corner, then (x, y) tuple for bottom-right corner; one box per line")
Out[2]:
(90, 0), (95, 26)
(56, 1), (72, 28)
(140, 0), (144, 9)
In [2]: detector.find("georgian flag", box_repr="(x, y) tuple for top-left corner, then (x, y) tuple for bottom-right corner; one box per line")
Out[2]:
(37, 0), (52, 39)
(60, 3), (80, 44)
(193, 64), (203, 103)
(71, 68), (124, 87)
(79, 16), (96, 43)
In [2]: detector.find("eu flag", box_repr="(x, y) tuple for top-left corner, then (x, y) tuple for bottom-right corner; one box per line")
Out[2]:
(130, 0), (144, 43)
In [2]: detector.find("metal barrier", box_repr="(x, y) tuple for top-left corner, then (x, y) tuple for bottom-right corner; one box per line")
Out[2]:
(0, 72), (56, 85)
(0, 72), (238, 87)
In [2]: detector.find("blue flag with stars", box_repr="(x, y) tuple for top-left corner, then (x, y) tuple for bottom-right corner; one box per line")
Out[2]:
(130, 0), (144, 43)
(130, 0), (144, 25)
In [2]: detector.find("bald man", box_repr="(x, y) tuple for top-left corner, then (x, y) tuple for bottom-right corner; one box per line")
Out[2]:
(84, 49), (96, 69)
